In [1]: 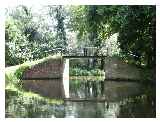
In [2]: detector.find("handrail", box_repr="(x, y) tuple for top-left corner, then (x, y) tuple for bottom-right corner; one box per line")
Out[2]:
(32, 47), (140, 58)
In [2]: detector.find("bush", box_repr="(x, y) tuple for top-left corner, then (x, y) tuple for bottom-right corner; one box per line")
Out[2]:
(14, 65), (30, 79)
(69, 68), (105, 76)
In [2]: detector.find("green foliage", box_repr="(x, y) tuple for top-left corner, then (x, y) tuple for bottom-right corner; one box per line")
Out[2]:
(5, 5), (65, 66)
(68, 6), (87, 40)
(48, 5), (68, 52)
(70, 68), (105, 76)
(6, 5), (156, 70)
(116, 6), (156, 68)
(68, 5), (120, 46)
(5, 17), (29, 65)
(69, 5), (155, 68)
(55, 6), (67, 48)
(5, 63), (30, 89)
(97, 5), (155, 68)
(14, 65), (30, 79)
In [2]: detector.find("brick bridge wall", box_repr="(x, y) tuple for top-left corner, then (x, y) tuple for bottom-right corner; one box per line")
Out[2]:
(105, 56), (142, 81)
(22, 57), (69, 98)
(23, 58), (63, 79)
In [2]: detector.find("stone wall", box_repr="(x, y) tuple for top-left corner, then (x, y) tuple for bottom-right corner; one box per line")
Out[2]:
(22, 57), (68, 98)
(105, 57), (141, 80)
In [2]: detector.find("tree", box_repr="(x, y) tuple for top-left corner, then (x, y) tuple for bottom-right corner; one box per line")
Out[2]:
(113, 6), (155, 68)
(68, 5), (156, 68)
(5, 17), (29, 66)
(5, 5), (57, 66)
(49, 5), (68, 53)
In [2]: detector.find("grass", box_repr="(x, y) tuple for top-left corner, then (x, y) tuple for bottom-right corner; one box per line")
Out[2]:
(5, 55), (64, 117)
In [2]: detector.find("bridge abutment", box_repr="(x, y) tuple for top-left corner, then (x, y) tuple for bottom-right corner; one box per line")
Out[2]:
(105, 56), (141, 81)
(22, 57), (69, 98)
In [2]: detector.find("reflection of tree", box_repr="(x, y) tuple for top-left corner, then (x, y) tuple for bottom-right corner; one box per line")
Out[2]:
(92, 81), (97, 97)
(70, 78), (105, 98)
(101, 81), (104, 96)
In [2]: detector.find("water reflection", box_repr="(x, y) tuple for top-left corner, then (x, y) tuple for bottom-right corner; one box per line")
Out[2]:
(69, 77), (104, 98)
(6, 77), (156, 118)
(64, 101), (119, 118)
(67, 77), (155, 118)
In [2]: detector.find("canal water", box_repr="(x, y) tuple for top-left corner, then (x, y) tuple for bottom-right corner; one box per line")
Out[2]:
(6, 77), (156, 118)
(42, 77), (155, 118)
(53, 77), (155, 118)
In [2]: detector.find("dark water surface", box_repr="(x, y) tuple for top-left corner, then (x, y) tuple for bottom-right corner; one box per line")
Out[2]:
(65, 77), (156, 118)
(6, 77), (156, 118)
